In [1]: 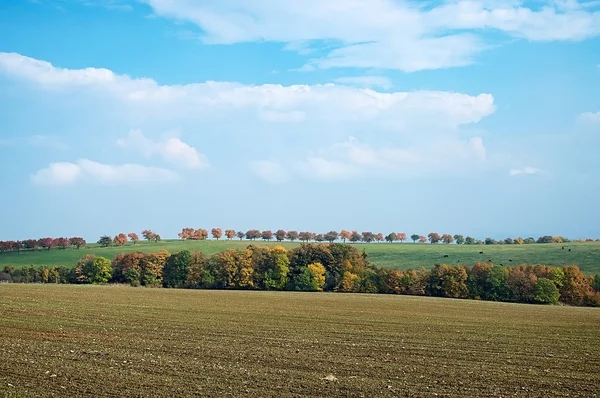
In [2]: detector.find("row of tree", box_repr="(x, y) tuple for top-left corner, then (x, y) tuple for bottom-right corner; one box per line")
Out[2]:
(0, 230), (164, 254)
(2, 243), (599, 307)
(0, 237), (87, 253)
(2, 229), (598, 255)
(178, 228), (599, 245)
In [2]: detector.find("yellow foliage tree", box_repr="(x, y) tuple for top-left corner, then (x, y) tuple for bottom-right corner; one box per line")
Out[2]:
(308, 262), (326, 291)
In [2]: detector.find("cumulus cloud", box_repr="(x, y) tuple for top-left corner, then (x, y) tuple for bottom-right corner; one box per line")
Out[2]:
(117, 130), (209, 169)
(0, 52), (496, 131)
(334, 76), (393, 89)
(31, 159), (179, 186)
(252, 136), (488, 182)
(1, 53), (501, 183)
(250, 160), (288, 183)
(141, 0), (600, 71)
(509, 167), (541, 176)
(577, 111), (600, 124)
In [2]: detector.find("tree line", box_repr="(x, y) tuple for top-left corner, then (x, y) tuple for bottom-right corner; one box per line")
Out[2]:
(179, 228), (598, 245)
(2, 243), (599, 308)
(1, 228), (598, 255)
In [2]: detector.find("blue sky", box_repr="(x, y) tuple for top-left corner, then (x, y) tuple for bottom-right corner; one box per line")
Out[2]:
(0, 0), (599, 241)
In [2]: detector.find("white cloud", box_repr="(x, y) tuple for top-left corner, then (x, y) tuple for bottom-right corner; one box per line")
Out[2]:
(117, 129), (209, 169)
(334, 76), (392, 89)
(250, 160), (288, 183)
(141, 0), (600, 71)
(0, 53), (496, 131)
(509, 167), (541, 176)
(31, 159), (179, 186)
(253, 135), (489, 182)
(577, 111), (600, 124)
(258, 110), (305, 123)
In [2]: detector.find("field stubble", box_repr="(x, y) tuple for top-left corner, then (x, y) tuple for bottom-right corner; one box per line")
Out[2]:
(0, 285), (599, 397)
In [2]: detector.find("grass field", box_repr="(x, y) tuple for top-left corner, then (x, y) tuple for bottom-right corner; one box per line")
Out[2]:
(2, 240), (600, 274)
(0, 285), (599, 397)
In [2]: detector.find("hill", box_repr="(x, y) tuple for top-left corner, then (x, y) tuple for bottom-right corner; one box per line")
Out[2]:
(1, 239), (599, 274)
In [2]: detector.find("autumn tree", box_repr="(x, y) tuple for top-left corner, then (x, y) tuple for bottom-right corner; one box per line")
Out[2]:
(427, 264), (469, 298)
(428, 232), (441, 244)
(38, 237), (55, 250)
(299, 232), (313, 242)
(282, 230), (296, 242)
(12, 241), (24, 253)
(325, 231), (339, 243)
(225, 229), (236, 240)
(250, 246), (290, 290)
(308, 263), (326, 291)
(128, 232), (139, 244)
(178, 228), (194, 240)
(560, 265), (592, 306)
(385, 232), (398, 243)
(184, 252), (211, 289)
(313, 234), (324, 242)
(397, 233), (407, 243)
(73, 255), (112, 284)
(236, 231), (245, 240)
(375, 233), (384, 243)
(246, 230), (261, 240)
(97, 235), (112, 247)
(261, 230), (274, 241)
(211, 228), (223, 240)
(140, 249), (169, 286)
(410, 234), (420, 243)
(441, 234), (454, 244)
(24, 239), (38, 250)
(419, 236), (427, 243)
(54, 237), (70, 250)
(210, 249), (254, 289)
(340, 230), (351, 243)
(275, 229), (287, 242)
(350, 231), (362, 243)
(112, 251), (146, 286)
(142, 230), (156, 242)
(360, 232), (375, 243)
(113, 233), (128, 246)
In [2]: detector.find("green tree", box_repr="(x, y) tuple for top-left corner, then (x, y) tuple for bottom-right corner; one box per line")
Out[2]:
(74, 255), (112, 284)
(465, 236), (475, 245)
(163, 250), (192, 288)
(385, 232), (398, 243)
(97, 235), (112, 247)
(410, 234), (420, 243)
(453, 234), (465, 244)
(288, 266), (318, 291)
(533, 278), (560, 304)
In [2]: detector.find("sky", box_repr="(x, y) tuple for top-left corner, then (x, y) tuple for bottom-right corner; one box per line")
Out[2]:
(0, 0), (599, 241)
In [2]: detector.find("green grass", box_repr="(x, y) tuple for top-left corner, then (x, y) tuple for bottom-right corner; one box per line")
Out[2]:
(2, 240), (600, 274)
(1, 285), (599, 397)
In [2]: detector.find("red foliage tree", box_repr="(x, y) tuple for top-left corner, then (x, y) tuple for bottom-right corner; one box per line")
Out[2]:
(54, 237), (70, 250)
(225, 230), (236, 240)
(114, 233), (128, 246)
(38, 237), (55, 250)
(211, 228), (223, 240)
(397, 233), (407, 243)
(69, 237), (86, 249)
(340, 230), (351, 243)
(128, 233), (139, 244)
(275, 229), (287, 242)
(142, 230), (156, 242)
(261, 230), (274, 241)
